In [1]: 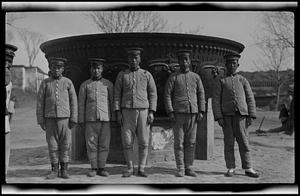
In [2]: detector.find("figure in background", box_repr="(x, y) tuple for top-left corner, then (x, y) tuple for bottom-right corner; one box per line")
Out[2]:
(78, 58), (115, 177)
(212, 53), (260, 178)
(36, 57), (78, 179)
(164, 49), (206, 177)
(268, 104), (289, 133)
(8, 95), (16, 124)
(285, 87), (294, 135)
(114, 47), (157, 177)
(5, 44), (17, 177)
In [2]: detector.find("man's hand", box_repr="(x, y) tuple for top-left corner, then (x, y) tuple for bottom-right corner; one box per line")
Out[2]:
(79, 123), (85, 129)
(117, 111), (123, 125)
(196, 112), (204, 122)
(217, 119), (225, 128)
(147, 111), (154, 125)
(69, 121), (77, 129)
(246, 117), (253, 128)
(39, 123), (46, 131)
(169, 112), (176, 122)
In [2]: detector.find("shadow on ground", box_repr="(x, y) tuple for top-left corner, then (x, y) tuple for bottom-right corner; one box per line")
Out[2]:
(10, 146), (49, 166)
(8, 169), (49, 178)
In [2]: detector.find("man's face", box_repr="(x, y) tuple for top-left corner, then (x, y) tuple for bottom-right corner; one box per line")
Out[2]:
(90, 63), (103, 79)
(128, 54), (141, 70)
(178, 55), (191, 72)
(225, 59), (239, 75)
(5, 60), (12, 68)
(50, 62), (64, 79)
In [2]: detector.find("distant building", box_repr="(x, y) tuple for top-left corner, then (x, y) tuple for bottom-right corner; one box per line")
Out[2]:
(250, 81), (292, 110)
(10, 65), (48, 94)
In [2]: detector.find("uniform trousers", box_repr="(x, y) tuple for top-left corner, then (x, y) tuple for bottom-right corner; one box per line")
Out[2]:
(223, 112), (252, 169)
(85, 121), (111, 169)
(173, 113), (198, 170)
(45, 118), (71, 163)
(121, 108), (150, 170)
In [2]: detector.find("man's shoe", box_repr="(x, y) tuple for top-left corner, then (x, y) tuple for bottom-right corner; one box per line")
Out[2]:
(137, 170), (148, 177)
(97, 168), (109, 177)
(122, 170), (133, 178)
(87, 169), (97, 177)
(60, 162), (70, 179)
(46, 163), (59, 180)
(176, 169), (185, 177)
(245, 171), (259, 178)
(185, 168), (197, 177)
(225, 169), (235, 177)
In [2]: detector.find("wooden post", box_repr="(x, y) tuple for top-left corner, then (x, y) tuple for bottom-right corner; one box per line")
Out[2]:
(71, 125), (88, 163)
(195, 98), (214, 160)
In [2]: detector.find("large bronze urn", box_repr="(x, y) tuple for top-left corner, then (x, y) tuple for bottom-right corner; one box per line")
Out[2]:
(40, 33), (244, 163)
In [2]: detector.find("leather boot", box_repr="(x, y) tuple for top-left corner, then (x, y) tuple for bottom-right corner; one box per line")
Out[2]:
(46, 163), (59, 179)
(60, 162), (70, 179)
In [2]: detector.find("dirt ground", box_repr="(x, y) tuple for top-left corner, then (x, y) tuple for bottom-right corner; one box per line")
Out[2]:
(3, 104), (296, 193)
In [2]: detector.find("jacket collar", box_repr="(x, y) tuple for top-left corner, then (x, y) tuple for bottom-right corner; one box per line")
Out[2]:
(91, 76), (102, 81)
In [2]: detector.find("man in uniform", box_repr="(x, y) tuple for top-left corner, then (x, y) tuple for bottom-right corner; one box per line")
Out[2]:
(285, 86), (294, 135)
(78, 58), (114, 177)
(164, 49), (206, 177)
(212, 53), (259, 178)
(36, 57), (78, 179)
(114, 47), (157, 177)
(5, 44), (17, 176)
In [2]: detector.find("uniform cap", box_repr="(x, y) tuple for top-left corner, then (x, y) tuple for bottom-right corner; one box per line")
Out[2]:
(176, 49), (192, 57)
(88, 58), (106, 68)
(224, 53), (241, 61)
(126, 47), (143, 56)
(47, 57), (67, 66)
(88, 58), (106, 63)
(6, 44), (18, 62)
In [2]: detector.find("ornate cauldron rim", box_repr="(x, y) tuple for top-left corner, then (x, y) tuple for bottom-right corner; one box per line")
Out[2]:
(40, 32), (244, 53)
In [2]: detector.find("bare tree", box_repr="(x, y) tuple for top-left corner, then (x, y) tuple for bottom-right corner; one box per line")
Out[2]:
(169, 22), (204, 34)
(18, 28), (46, 67)
(86, 11), (168, 33)
(252, 12), (294, 110)
(254, 38), (291, 110)
(261, 12), (294, 49)
(5, 12), (25, 43)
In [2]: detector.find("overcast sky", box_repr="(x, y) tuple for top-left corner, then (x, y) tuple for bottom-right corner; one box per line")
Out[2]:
(4, 2), (295, 73)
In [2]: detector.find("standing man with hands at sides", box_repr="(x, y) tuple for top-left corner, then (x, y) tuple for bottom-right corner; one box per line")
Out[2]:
(114, 47), (157, 178)
(212, 53), (259, 178)
(164, 49), (206, 177)
(78, 58), (114, 177)
(36, 57), (78, 179)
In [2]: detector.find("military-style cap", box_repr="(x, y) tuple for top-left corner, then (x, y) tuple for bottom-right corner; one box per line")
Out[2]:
(224, 53), (241, 61)
(88, 58), (106, 67)
(47, 57), (67, 66)
(176, 49), (192, 57)
(6, 44), (18, 62)
(88, 58), (106, 63)
(126, 47), (143, 56)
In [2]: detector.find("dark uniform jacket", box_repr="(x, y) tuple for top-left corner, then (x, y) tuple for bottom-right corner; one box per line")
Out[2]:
(114, 68), (157, 112)
(212, 74), (256, 121)
(164, 71), (206, 114)
(36, 76), (78, 125)
(78, 78), (114, 123)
